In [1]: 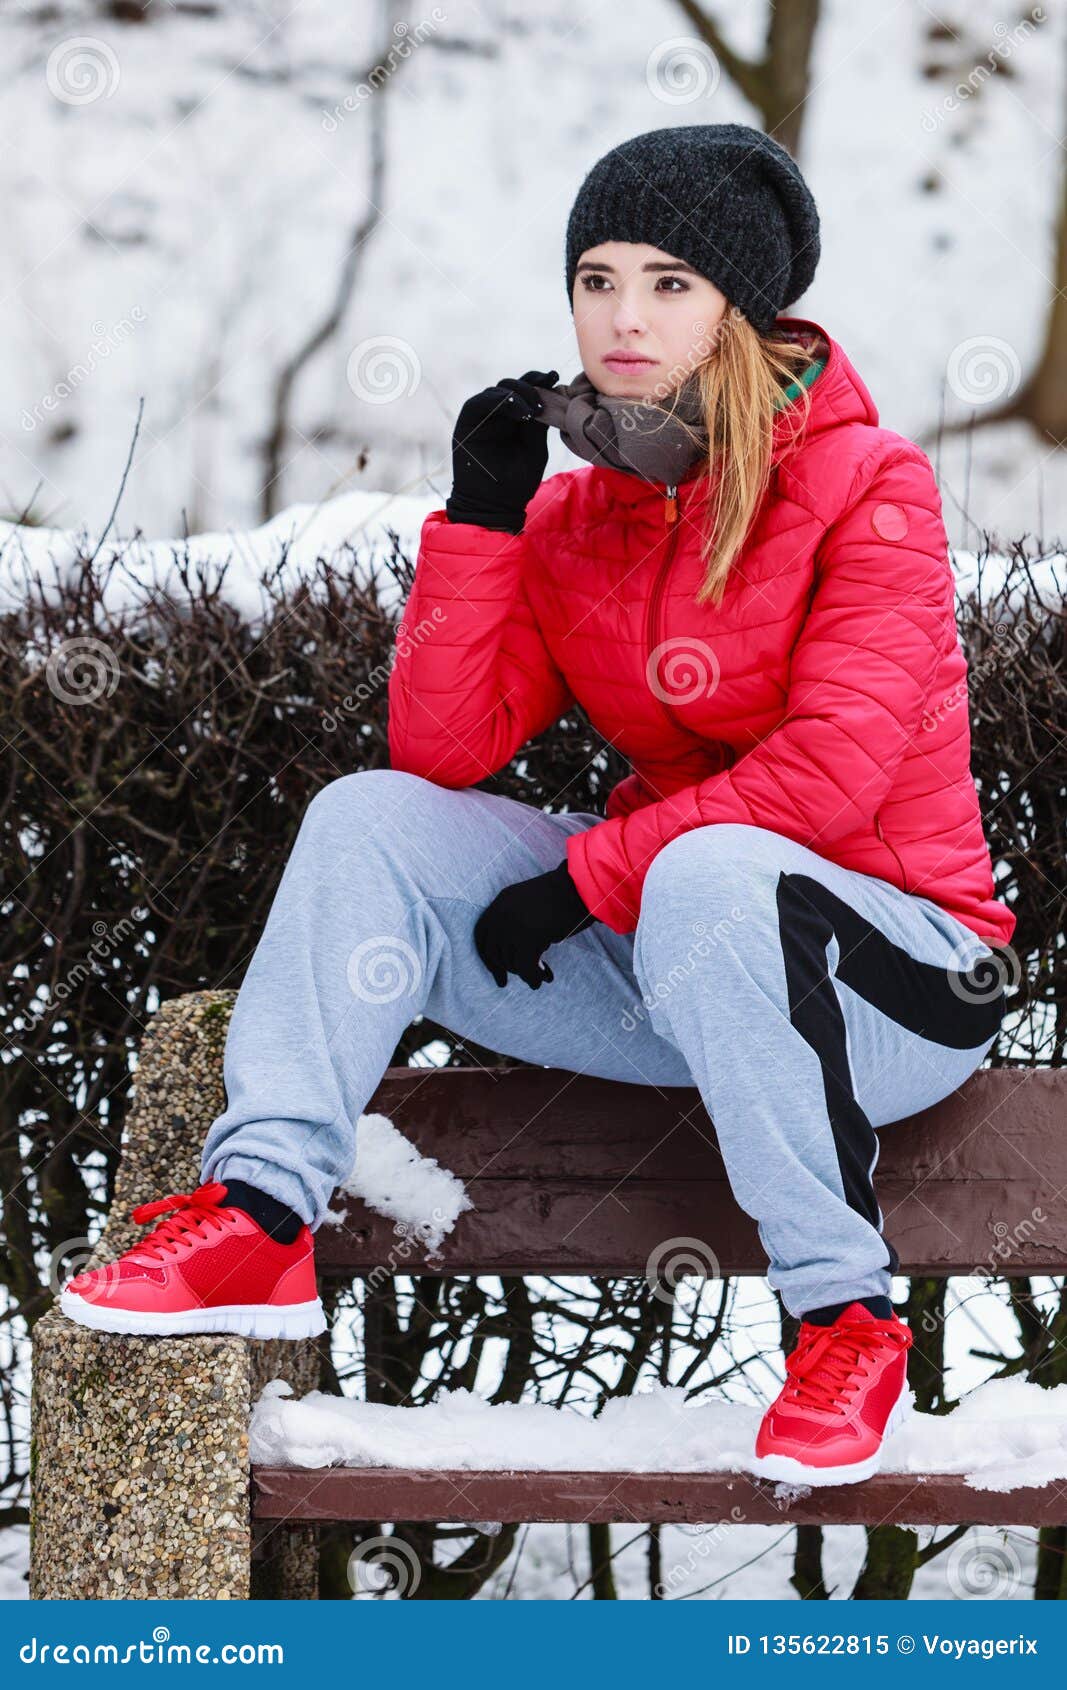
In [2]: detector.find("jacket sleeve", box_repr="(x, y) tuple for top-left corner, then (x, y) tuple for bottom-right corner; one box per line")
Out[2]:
(388, 509), (575, 786)
(566, 446), (954, 933)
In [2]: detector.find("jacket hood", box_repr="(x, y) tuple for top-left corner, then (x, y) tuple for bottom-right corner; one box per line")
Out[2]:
(585, 316), (880, 506)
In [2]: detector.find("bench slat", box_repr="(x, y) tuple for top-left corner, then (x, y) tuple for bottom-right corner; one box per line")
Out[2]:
(251, 1464), (1067, 1527)
(315, 1067), (1067, 1276)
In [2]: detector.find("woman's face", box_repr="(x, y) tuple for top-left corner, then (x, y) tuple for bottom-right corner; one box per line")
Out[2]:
(572, 241), (729, 401)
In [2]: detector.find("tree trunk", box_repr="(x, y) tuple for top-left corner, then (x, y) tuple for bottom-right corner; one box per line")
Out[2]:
(672, 0), (822, 157)
(792, 1525), (831, 1599)
(1012, 33), (1067, 441)
(852, 1525), (918, 1600)
(1034, 1528), (1067, 1600)
(903, 1278), (948, 1412)
(649, 1523), (663, 1597)
(589, 1523), (618, 1598)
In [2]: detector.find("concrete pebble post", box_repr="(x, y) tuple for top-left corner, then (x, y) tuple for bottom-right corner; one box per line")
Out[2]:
(30, 992), (321, 1600)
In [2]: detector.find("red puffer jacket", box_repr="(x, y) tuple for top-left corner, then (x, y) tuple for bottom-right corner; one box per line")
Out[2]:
(388, 316), (1015, 948)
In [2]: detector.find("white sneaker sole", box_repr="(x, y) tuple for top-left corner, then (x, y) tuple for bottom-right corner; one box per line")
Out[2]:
(751, 1386), (914, 1488)
(59, 1289), (327, 1340)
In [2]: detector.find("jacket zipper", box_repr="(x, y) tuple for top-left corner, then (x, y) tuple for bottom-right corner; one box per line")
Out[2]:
(645, 482), (682, 731)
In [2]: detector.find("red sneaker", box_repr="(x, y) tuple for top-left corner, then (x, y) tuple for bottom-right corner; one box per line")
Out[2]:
(753, 1302), (914, 1486)
(59, 1179), (326, 1339)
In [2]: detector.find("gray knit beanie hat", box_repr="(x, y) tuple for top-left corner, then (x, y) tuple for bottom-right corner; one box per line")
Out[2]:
(564, 123), (820, 335)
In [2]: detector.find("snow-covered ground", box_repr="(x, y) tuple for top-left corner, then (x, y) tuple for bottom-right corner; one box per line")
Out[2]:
(1, 0), (1064, 549)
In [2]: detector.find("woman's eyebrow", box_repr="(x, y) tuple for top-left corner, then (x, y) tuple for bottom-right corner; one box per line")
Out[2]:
(575, 259), (701, 275)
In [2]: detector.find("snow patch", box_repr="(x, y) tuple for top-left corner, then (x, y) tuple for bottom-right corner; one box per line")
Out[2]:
(2, 488), (1061, 634)
(318, 1109), (472, 1255)
(250, 1376), (1067, 1493)
(0, 490), (436, 624)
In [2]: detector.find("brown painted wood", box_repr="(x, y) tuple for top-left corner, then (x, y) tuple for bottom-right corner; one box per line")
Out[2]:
(314, 1066), (1067, 1276)
(250, 1464), (1067, 1527)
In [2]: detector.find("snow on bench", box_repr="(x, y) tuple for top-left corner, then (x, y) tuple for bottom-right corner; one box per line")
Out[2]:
(251, 1374), (1067, 1493)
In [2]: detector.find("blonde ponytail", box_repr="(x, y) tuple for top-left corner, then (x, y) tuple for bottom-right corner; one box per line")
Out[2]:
(661, 309), (824, 608)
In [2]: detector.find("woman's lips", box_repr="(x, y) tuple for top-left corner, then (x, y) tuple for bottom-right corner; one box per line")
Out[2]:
(602, 352), (658, 370)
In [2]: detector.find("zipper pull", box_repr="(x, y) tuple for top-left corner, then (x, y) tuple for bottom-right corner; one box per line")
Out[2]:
(664, 483), (678, 526)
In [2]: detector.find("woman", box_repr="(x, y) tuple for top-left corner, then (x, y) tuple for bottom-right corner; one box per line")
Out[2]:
(62, 124), (1015, 1487)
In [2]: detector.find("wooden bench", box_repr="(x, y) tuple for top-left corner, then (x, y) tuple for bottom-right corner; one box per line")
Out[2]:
(256, 1061), (1067, 1534)
(30, 991), (1067, 1599)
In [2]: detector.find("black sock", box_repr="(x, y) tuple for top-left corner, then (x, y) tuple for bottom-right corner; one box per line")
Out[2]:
(802, 1295), (893, 1325)
(220, 1178), (304, 1245)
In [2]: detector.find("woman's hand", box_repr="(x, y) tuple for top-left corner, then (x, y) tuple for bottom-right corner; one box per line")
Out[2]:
(473, 859), (595, 989)
(445, 369), (559, 534)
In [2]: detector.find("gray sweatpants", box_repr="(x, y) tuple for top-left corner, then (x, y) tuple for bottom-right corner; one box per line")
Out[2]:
(199, 769), (1005, 1317)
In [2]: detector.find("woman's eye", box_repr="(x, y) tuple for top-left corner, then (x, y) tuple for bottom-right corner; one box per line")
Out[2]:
(580, 273), (689, 294)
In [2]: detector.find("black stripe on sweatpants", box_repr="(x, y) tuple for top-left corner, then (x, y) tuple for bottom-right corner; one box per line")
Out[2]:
(774, 871), (1006, 1280)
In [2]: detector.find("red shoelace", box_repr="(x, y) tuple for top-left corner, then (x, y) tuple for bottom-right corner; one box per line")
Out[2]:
(782, 1316), (912, 1414)
(127, 1179), (235, 1263)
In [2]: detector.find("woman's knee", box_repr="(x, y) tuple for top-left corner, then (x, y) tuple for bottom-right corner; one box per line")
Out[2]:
(635, 825), (777, 988)
(301, 767), (435, 834)
(641, 823), (773, 914)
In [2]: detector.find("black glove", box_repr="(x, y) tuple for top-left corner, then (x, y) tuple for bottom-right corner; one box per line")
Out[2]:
(445, 368), (559, 534)
(474, 859), (595, 989)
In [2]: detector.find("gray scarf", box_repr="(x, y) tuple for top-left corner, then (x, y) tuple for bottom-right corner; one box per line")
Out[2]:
(531, 368), (709, 486)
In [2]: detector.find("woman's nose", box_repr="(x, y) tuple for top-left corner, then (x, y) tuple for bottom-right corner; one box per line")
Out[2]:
(612, 296), (647, 333)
